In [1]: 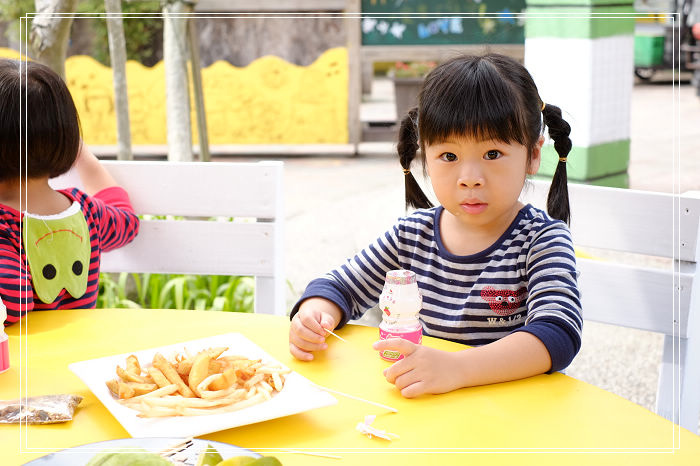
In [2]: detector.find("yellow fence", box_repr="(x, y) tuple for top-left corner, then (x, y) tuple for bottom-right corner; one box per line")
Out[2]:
(0, 47), (349, 145)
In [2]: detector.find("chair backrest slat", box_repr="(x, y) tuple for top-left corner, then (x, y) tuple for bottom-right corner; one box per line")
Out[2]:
(100, 219), (276, 277)
(521, 181), (700, 261)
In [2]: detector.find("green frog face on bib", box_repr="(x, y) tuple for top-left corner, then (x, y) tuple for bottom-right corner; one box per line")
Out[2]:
(23, 202), (91, 303)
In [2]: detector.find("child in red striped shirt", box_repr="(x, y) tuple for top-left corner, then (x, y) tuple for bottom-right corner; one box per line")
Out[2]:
(0, 59), (140, 325)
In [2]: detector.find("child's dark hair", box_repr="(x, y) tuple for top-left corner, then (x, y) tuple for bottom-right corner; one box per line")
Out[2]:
(0, 59), (81, 183)
(397, 53), (573, 224)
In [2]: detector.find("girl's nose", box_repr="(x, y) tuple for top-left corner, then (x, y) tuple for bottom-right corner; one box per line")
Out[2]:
(458, 165), (484, 188)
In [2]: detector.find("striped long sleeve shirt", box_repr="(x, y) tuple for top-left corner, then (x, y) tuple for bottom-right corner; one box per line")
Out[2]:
(1, 186), (139, 324)
(292, 204), (583, 372)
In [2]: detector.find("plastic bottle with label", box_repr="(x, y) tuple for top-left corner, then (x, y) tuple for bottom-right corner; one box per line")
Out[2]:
(0, 297), (9, 373)
(378, 269), (423, 362)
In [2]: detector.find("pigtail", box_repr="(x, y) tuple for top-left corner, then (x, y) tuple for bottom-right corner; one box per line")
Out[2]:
(542, 103), (572, 224)
(398, 107), (432, 210)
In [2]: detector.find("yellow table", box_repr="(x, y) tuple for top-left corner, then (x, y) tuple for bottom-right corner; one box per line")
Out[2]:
(1, 309), (699, 466)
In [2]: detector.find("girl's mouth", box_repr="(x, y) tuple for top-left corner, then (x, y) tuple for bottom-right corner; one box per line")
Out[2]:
(460, 202), (487, 214)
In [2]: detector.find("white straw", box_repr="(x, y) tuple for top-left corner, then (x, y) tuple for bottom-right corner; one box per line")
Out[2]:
(324, 328), (347, 342)
(313, 383), (398, 413)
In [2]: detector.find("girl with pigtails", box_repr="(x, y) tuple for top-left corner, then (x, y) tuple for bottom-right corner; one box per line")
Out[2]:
(289, 54), (582, 397)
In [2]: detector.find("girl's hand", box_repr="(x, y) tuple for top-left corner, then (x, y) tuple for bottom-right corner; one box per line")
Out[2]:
(373, 339), (463, 398)
(289, 297), (342, 361)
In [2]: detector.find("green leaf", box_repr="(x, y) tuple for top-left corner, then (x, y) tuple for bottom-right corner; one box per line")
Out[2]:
(211, 296), (227, 311)
(117, 272), (129, 301)
(116, 298), (142, 309)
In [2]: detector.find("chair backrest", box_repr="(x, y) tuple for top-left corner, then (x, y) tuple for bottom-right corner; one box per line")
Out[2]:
(50, 161), (285, 316)
(520, 179), (700, 434)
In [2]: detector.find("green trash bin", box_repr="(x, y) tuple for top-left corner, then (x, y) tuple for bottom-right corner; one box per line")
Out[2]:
(634, 34), (665, 67)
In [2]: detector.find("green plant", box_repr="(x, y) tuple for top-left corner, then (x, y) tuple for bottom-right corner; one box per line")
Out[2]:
(97, 272), (256, 312)
(0, 0), (35, 44)
(388, 61), (437, 79)
(76, 0), (163, 66)
(0, 1), (163, 66)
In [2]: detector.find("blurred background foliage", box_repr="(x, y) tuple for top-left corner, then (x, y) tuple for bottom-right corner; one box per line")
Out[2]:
(0, 0), (163, 66)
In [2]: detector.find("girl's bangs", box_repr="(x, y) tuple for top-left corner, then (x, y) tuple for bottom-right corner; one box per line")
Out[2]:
(419, 61), (528, 147)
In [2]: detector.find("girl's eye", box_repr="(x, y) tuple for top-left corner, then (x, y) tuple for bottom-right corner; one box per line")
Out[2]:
(484, 150), (502, 160)
(440, 152), (458, 162)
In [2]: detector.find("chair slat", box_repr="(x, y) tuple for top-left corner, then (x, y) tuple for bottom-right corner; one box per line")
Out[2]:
(577, 259), (693, 337)
(522, 180), (700, 261)
(102, 161), (282, 218)
(101, 220), (276, 276)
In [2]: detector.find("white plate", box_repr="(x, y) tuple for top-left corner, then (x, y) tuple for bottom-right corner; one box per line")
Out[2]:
(69, 333), (337, 438)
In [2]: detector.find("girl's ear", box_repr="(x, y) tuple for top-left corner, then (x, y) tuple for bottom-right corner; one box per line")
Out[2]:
(527, 136), (544, 175)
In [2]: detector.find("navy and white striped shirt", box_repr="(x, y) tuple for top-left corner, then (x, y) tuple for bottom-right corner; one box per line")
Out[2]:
(292, 204), (583, 372)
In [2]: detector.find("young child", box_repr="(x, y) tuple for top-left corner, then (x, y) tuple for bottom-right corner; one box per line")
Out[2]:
(289, 54), (582, 397)
(0, 59), (140, 325)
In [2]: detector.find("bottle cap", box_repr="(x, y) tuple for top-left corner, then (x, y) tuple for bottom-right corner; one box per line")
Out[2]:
(385, 269), (417, 286)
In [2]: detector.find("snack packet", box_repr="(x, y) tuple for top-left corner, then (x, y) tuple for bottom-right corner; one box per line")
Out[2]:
(0, 394), (82, 424)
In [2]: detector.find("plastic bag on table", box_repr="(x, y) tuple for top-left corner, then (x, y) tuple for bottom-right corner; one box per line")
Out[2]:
(0, 394), (83, 424)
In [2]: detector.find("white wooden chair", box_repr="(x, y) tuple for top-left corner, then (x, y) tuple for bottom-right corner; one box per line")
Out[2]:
(51, 161), (285, 316)
(521, 180), (700, 434)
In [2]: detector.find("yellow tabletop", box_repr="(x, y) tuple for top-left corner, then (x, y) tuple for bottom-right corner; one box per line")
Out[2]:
(1, 309), (699, 466)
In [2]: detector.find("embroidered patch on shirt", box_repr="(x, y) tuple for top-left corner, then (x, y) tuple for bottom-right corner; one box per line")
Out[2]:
(23, 202), (90, 303)
(480, 286), (527, 316)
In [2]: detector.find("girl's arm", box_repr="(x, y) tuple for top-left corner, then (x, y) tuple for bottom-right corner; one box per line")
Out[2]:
(73, 143), (119, 196)
(289, 221), (403, 328)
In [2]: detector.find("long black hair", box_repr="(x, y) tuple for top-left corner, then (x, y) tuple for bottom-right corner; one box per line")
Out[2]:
(397, 53), (573, 224)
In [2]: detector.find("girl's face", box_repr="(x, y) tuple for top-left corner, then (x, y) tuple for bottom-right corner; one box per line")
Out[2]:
(424, 135), (543, 233)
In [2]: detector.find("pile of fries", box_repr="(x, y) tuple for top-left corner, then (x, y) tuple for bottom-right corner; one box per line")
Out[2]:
(105, 347), (290, 417)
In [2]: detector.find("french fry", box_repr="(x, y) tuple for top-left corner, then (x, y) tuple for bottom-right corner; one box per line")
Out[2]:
(118, 382), (136, 399)
(209, 367), (237, 391)
(147, 367), (171, 389)
(128, 382), (159, 396)
(152, 353), (195, 398)
(208, 359), (224, 375)
(187, 351), (212, 396)
(175, 358), (193, 377)
(119, 384), (179, 404)
(244, 373), (265, 388)
(271, 373), (283, 392)
(116, 365), (148, 384)
(126, 354), (141, 375)
(106, 379), (120, 397)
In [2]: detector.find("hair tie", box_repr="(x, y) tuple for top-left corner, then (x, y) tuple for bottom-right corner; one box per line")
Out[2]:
(541, 101), (546, 111)
(558, 157), (567, 163)
(403, 169), (411, 175)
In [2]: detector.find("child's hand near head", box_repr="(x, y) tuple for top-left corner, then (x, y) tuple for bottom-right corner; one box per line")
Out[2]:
(289, 297), (342, 361)
(73, 142), (119, 196)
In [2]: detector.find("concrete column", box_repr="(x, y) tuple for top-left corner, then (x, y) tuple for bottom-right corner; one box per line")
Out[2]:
(525, 1), (635, 187)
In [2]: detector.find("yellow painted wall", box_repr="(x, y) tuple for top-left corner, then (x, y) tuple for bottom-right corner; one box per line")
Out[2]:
(0, 47), (348, 144)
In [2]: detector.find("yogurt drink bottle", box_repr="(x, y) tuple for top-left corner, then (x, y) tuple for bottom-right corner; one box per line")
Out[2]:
(378, 269), (422, 362)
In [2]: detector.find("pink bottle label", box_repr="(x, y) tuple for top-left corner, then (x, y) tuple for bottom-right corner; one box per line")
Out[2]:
(378, 326), (422, 362)
(0, 336), (9, 374)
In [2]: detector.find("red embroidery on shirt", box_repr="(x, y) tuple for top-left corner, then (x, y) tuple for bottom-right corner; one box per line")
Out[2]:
(480, 286), (527, 316)
(35, 229), (83, 246)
